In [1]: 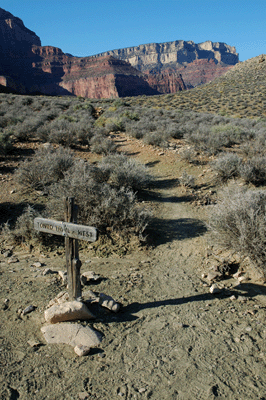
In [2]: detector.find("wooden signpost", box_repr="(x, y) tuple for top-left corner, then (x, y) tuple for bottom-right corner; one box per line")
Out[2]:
(34, 197), (98, 300)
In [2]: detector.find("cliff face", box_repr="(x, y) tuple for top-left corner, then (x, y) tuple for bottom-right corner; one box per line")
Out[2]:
(29, 49), (160, 98)
(174, 59), (235, 87)
(94, 40), (239, 70)
(93, 40), (239, 88)
(0, 8), (238, 98)
(144, 71), (186, 93)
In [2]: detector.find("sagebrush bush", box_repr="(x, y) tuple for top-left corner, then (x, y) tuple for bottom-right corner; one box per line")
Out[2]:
(15, 146), (75, 190)
(143, 131), (168, 147)
(0, 131), (13, 155)
(179, 171), (196, 188)
(208, 186), (266, 274)
(178, 147), (197, 163)
(99, 153), (152, 191)
(46, 161), (151, 237)
(1, 206), (41, 244)
(90, 135), (117, 155)
(211, 153), (242, 181)
(239, 156), (266, 186)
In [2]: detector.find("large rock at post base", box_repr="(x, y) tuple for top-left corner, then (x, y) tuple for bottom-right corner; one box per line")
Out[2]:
(44, 301), (95, 323)
(41, 322), (102, 348)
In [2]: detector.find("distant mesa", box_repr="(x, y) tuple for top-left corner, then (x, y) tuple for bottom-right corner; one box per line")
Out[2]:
(0, 7), (239, 98)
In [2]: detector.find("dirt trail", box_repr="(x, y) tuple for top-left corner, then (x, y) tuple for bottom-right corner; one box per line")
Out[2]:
(1, 137), (266, 400)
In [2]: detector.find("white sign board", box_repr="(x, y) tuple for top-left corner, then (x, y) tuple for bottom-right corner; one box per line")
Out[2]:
(34, 218), (98, 242)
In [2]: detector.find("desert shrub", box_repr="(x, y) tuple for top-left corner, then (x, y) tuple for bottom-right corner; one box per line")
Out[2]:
(48, 119), (77, 147)
(1, 206), (41, 245)
(179, 147), (197, 163)
(15, 146), (75, 190)
(105, 119), (125, 133)
(143, 131), (168, 147)
(0, 131), (13, 155)
(211, 153), (242, 181)
(211, 124), (250, 146)
(239, 156), (266, 186)
(179, 171), (196, 188)
(165, 123), (184, 139)
(208, 186), (266, 273)
(90, 135), (117, 155)
(126, 121), (145, 139)
(47, 162), (151, 237)
(99, 154), (152, 191)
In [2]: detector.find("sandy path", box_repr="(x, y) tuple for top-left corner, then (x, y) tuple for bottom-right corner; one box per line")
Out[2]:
(1, 140), (266, 399)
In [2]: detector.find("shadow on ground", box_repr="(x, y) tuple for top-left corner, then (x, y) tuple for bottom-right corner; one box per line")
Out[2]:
(99, 283), (266, 324)
(147, 217), (207, 245)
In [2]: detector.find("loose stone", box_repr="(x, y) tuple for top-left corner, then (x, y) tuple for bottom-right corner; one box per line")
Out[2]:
(78, 392), (90, 400)
(22, 305), (36, 315)
(31, 262), (42, 268)
(27, 339), (41, 348)
(43, 268), (54, 276)
(47, 291), (69, 307)
(98, 293), (121, 312)
(7, 257), (19, 264)
(44, 300), (95, 323)
(74, 344), (91, 356)
(209, 284), (223, 294)
(81, 271), (101, 285)
(207, 270), (223, 282)
(3, 250), (13, 258)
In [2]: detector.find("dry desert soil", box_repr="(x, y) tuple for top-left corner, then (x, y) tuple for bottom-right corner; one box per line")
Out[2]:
(1, 133), (266, 400)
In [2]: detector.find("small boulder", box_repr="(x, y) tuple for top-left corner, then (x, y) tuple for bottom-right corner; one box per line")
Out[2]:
(44, 301), (95, 323)
(207, 270), (223, 283)
(209, 284), (223, 294)
(41, 323), (102, 348)
(81, 271), (101, 285)
(22, 305), (36, 315)
(98, 293), (120, 313)
(74, 344), (91, 356)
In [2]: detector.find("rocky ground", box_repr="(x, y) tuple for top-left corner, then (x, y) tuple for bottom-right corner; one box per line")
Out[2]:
(1, 134), (266, 400)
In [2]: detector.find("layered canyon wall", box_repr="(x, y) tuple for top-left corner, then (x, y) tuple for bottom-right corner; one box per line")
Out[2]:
(0, 7), (238, 97)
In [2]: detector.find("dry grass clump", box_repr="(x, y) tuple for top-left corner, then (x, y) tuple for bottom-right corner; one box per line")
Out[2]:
(208, 185), (266, 275)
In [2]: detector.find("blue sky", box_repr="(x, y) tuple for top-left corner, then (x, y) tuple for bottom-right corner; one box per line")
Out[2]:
(1, 0), (265, 61)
